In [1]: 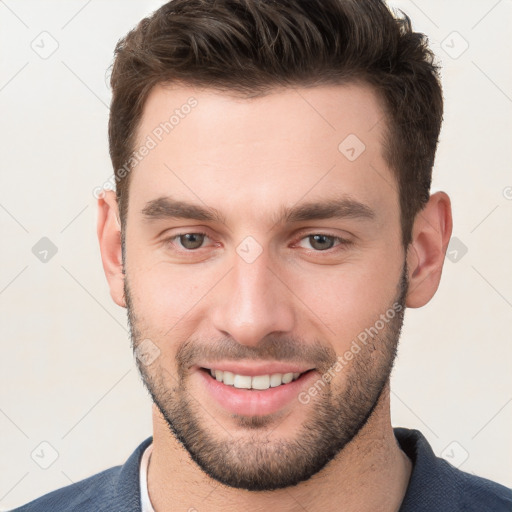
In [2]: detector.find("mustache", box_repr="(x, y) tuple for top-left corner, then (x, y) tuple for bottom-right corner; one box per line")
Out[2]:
(175, 335), (338, 375)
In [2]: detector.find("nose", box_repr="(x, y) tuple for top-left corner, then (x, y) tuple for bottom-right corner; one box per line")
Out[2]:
(211, 248), (296, 347)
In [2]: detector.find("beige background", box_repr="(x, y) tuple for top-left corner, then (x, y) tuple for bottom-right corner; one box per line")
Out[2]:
(1, 0), (511, 509)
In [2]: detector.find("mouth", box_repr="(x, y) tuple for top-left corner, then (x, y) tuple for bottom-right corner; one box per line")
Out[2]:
(197, 366), (317, 417)
(199, 367), (314, 390)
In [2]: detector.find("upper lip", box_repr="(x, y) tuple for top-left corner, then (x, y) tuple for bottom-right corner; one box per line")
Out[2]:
(196, 362), (314, 377)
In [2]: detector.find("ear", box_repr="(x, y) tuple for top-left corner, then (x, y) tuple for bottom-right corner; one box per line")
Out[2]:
(405, 191), (453, 308)
(97, 190), (126, 308)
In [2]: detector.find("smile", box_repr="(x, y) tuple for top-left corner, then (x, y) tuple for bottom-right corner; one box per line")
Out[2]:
(205, 368), (305, 390)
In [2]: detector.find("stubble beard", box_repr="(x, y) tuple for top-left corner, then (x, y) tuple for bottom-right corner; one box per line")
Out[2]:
(125, 263), (408, 491)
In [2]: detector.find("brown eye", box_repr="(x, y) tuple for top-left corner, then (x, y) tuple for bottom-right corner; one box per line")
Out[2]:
(295, 233), (352, 253)
(307, 234), (337, 251)
(178, 233), (207, 250)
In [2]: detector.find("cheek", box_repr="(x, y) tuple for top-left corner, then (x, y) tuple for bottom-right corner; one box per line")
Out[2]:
(126, 262), (217, 338)
(288, 253), (402, 346)
(125, 228), (217, 322)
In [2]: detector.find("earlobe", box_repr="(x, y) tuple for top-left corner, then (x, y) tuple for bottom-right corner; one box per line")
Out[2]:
(405, 191), (453, 308)
(97, 190), (126, 308)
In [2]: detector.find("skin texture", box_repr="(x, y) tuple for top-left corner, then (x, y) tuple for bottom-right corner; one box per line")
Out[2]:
(97, 83), (452, 511)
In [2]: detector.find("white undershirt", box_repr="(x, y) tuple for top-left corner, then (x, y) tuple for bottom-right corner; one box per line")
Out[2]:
(139, 443), (155, 512)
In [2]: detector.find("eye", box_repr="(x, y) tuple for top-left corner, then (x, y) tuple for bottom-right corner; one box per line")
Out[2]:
(166, 232), (210, 250)
(297, 234), (351, 251)
(163, 232), (351, 254)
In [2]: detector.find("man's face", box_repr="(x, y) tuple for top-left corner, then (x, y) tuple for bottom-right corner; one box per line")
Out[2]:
(123, 83), (407, 491)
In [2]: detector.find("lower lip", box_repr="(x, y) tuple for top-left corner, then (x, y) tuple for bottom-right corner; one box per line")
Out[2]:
(197, 368), (317, 417)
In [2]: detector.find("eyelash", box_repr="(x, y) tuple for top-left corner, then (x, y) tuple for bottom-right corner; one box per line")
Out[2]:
(163, 232), (352, 253)
(296, 234), (353, 252)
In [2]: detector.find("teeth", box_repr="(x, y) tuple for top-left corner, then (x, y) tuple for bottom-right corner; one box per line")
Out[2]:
(223, 371), (235, 385)
(252, 375), (270, 390)
(270, 373), (283, 387)
(233, 374), (252, 389)
(209, 369), (304, 390)
(282, 373), (293, 384)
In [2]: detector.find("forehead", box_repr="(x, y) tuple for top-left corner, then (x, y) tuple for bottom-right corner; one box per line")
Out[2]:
(128, 82), (396, 226)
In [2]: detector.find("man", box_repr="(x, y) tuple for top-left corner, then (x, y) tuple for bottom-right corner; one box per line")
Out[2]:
(12, 0), (512, 511)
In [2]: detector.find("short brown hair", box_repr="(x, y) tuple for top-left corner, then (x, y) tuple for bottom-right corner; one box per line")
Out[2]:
(108, 0), (443, 247)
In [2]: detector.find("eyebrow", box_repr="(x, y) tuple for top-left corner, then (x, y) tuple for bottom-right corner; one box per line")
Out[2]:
(140, 195), (376, 227)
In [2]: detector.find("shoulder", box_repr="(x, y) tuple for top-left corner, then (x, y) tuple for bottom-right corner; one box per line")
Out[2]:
(452, 467), (512, 511)
(394, 427), (512, 512)
(9, 436), (153, 512)
(8, 466), (121, 512)
(427, 458), (512, 511)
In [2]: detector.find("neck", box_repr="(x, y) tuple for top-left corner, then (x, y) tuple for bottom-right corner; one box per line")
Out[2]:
(147, 381), (412, 512)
